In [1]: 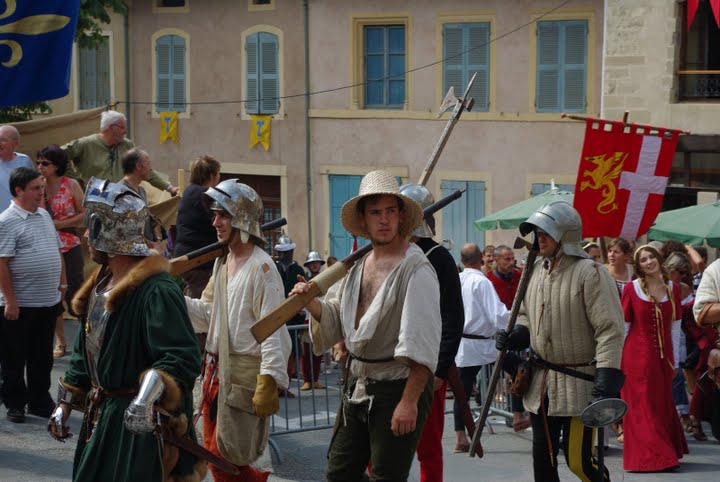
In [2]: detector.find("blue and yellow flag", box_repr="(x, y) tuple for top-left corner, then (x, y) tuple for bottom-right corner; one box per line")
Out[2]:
(0, 1), (80, 108)
(159, 112), (178, 144)
(249, 115), (271, 151)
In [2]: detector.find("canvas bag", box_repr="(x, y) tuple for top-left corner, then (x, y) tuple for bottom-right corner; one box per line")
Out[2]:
(215, 261), (270, 466)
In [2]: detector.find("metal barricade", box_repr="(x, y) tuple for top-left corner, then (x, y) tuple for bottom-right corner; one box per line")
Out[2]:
(477, 363), (514, 420)
(270, 324), (342, 436)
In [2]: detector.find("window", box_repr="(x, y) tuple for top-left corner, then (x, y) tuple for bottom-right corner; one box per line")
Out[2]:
(78, 37), (111, 109)
(246, 32), (279, 115)
(249, 0), (274, 10)
(158, 0), (185, 6)
(536, 20), (587, 113)
(443, 23), (490, 111)
(364, 25), (406, 108)
(679, 1), (720, 100)
(155, 34), (186, 113)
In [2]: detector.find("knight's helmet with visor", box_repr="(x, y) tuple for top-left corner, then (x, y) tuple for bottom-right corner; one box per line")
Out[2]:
(519, 201), (587, 258)
(83, 177), (152, 257)
(203, 179), (265, 245)
(398, 183), (434, 238)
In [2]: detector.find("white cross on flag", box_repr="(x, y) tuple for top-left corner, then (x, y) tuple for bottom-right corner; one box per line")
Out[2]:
(573, 119), (682, 239)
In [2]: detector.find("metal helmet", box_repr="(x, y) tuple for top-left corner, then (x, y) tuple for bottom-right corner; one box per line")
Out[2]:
(399, 183), (433, 238)
(203, 179), (264, 245)
(83, 177), (152, 257)
(275, 234), (296, 252)
(304, 250), (325, 266)
(519, 201), (587, 258)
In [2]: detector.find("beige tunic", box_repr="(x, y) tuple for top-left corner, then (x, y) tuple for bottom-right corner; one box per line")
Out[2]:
(517, 254), (624, 416)
(185, 245), (291, 389)
(694, 258), (720, 321)
(310, 243), (441, 400)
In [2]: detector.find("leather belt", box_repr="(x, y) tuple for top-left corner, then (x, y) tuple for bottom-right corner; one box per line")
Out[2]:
(530, 352), (595, 382)
(462, 333), (495, 340)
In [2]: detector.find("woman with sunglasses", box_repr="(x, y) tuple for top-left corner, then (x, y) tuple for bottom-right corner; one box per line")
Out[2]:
(36, 145), (85, 358)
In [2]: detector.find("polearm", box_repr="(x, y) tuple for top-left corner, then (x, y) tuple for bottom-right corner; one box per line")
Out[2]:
(250, 189), (465, 344)
(418, 72), (476, 186)
(468, 236), (540, 458)
(169, 217), (287, 276)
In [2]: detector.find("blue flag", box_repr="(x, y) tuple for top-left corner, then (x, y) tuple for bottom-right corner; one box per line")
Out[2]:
(0, 1), (80, 108)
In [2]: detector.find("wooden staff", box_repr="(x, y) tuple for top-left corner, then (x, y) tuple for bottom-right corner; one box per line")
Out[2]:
(250, 189), (466, 344)
(169, 217), (287, 276)
(468, 236), (540, 458)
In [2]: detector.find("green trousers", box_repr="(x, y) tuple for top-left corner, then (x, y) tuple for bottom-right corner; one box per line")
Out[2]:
(326, 376), (433, 482)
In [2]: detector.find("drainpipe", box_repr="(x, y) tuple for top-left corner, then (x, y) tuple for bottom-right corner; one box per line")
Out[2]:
(600, 0), (607, 117)
(123, 4), (131, 136)
(303, 0), (313, 248)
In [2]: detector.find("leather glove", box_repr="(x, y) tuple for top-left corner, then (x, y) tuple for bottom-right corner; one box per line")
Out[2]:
(495, 325), (530, 352)
(253, 374), (279, 418)
(589, 367), (625, 403)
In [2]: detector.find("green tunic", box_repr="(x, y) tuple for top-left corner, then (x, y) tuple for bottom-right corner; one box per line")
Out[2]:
(64, 269), (201, 481)
(62, 134), (170, 190)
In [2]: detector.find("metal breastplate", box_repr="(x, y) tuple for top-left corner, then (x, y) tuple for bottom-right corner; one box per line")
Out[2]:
(85, 274), (113, 387)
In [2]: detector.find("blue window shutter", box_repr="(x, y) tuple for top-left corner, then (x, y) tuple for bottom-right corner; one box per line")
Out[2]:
(443, 23), (490, 111)
(536, 20), (587, 113)
(329, 175), (369, 259)
(443, 24), (464, 105)
(466, 23), (490, 111)
(259, 32), (279, 115)
(387, 26), (405, 106)
(246, 33), (259, 114)
(171, 36), (186, 112)
(536, 22), (560, 112)
(562, 21), (587, 112)
(365, 26), (385, 107)
(156, 35), (185, 113)
(156, 36), (171, 111)
(441, 180), (485, 262)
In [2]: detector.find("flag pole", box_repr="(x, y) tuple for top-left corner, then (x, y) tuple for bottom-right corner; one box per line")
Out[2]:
(560, 113), (691, 136)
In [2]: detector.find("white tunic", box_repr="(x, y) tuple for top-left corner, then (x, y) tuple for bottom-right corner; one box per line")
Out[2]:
(455, 268), (509, 368)
(311, 244), (441, 397)
(186, 245), (292, 389)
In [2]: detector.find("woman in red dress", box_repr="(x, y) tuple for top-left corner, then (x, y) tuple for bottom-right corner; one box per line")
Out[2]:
(621, 245), (689, 472)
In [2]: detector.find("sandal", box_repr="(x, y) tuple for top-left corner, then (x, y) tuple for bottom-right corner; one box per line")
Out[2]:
(53, 344), (67, 358)
(691, 417), (708, 441)
(616, 427), (624, 444)
(453, 442), (470, 453)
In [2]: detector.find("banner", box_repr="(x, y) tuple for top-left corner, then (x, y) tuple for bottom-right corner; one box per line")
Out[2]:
(159, 112), (178, 144)
(250, 115), (271, 151)
(573, 119), (681, 240)
(0, 0), (80, 108)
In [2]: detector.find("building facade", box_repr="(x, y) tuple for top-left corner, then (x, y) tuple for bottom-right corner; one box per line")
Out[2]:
(47, 0), (606, 261)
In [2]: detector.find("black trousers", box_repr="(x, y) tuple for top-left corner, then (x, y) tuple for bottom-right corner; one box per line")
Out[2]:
(0, 306), (56, 411)
(453, 364), (483, 431)
(529, 407), (608, 482)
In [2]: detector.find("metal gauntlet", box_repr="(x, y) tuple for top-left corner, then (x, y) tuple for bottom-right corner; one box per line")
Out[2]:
(124, 369), (165, 435)
(48, 378), (85, 442)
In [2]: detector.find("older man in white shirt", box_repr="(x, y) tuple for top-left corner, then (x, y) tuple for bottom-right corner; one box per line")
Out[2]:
(453, 243), (509, 452)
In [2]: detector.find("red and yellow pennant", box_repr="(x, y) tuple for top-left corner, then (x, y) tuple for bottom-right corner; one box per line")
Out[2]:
(573, 118), (682, 240)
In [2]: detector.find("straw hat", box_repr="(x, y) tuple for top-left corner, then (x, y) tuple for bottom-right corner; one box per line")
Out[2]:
(340, 170), (424, 239)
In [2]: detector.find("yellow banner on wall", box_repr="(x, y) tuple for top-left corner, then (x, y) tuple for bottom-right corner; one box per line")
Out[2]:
(250, 115), (271, 151)
(159, 112), (178, 144)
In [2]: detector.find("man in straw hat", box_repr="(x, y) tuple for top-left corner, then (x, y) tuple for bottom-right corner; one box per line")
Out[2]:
(185, 179), (291, 482)
(291, 170), (441, 481)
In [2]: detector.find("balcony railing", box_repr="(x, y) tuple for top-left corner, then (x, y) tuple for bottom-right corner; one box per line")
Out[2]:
(678, 71), (720, 100)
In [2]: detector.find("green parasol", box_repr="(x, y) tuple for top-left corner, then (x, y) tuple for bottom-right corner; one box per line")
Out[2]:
(647, 201), (720, 247)
(474, 187), (574, 231)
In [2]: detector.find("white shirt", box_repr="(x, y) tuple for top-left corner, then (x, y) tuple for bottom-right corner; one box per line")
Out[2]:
(185, 245), (292, 388)
(455, 268), (509, 367)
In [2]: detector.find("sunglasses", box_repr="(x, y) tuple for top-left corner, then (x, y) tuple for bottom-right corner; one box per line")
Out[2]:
(37, 160), (53, 167)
